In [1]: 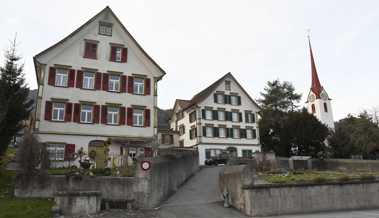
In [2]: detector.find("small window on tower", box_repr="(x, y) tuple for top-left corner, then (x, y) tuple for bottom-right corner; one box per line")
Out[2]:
(311, 104), (316, 114)
(324, 103), (328, 113)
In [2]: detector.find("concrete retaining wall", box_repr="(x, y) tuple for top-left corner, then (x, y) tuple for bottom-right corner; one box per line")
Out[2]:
(219, 164), (379, 217)
(15, 149), (199, 209)
(244, 181), (379, 216)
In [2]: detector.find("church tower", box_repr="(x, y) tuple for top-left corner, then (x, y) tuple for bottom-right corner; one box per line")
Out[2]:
(306, 38), (335, 130)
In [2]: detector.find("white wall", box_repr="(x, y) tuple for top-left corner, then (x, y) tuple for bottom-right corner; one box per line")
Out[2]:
(307, 98), (335, 129)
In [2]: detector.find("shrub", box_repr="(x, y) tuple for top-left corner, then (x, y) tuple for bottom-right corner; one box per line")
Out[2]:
(91, 168), (112, 176)
(16, 132), (49, 185)
(337, 175), (351, 182)
(360, 174), (376, 181)
(312, 176), (328, 183)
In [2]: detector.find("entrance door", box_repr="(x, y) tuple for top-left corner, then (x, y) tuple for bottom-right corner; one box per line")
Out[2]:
(88, 140), (107, 168)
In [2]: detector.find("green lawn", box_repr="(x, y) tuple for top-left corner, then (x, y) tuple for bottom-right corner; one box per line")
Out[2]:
(261, 170), (378, 184)
(0, 148), (53, 218)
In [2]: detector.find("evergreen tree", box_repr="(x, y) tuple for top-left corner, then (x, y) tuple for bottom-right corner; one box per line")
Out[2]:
(258, 80), (302, 111)
(0, 38), (33, 156)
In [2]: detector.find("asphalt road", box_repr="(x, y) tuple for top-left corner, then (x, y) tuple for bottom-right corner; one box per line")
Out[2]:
(157, 166), (379, 218)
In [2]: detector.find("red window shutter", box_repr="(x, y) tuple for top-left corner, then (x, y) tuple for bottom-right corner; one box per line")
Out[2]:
(110, 46), (116, 62)
(48, 67), (56, 86)
(65, 103), (73, 122)
(144, 109), (151, 127)
(127, 107), (133, 126)
(73, 103), (81, 123)
(102, 74), (109, 91)
(76, 71), (83, 88)
(44, 101), (52, 120)
(119, 107), (126, 125)
(95, 72), (102, 90)
(145, 78), (151, 95)
(93, 105), (100, 123)
(68, 69), (76, 87)
(121, 48), (128, 63)
(64, 144), (75, 160)
(101, 105), (107, 124)
(128, 76), (134, 93)
(121, 75), (127, 92)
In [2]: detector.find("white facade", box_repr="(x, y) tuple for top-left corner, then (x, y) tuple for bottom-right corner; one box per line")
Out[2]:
(307, 90), (335, 129)
(33, 7), (165, 165)
(170, 73), (261, 165)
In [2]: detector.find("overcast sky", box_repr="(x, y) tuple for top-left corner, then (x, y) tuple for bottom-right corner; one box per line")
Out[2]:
(1, 0), (378, 120)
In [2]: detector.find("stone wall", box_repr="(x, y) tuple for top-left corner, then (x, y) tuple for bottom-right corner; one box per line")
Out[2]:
(15, 149), (199, 209)
(244, 181), (379, 216)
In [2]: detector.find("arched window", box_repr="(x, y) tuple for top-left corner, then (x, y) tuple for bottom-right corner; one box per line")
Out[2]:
(323, 103), (328, 112)
(311, 104), (316, 114)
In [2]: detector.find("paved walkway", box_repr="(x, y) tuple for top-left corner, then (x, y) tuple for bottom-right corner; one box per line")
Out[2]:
(157, 166), (248, 218)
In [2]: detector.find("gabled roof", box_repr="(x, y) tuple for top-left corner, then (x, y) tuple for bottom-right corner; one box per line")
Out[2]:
(34, 6), (166, 81)
(180, 72), (261, 111)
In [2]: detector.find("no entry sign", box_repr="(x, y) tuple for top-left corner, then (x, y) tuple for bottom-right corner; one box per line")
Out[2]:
(141, 160), (151, 171)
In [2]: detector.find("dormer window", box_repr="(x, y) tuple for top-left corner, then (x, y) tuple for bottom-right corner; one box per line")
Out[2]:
(99, 21), (112, 36)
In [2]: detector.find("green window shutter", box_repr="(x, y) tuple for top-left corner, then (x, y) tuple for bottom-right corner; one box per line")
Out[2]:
(203, 126), (207, 137)
(202, 109), (206, 119)
(252, 129), (257, 139)
(213, 110), (218, 120)
(213, 127), (219, 137)
(237, 96), (241, 105)
(252, 113), (256, 123)
(214, 94), (218, 103)
(240, 129), (246, 138)
(239, 113), (243, 122)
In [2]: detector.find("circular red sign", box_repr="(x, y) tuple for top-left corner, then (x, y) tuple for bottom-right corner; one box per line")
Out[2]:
(141, 160), (151, 171)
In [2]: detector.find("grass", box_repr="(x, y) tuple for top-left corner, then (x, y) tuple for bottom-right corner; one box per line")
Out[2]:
(261, 170), (379, 184)
(0, 148), (53, 218)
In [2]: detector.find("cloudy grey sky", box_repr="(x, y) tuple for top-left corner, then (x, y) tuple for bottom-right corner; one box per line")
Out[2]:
(1, 0), (378, 120)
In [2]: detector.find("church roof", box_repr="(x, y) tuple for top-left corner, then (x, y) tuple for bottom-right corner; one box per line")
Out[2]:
(308, 38), (323, 98)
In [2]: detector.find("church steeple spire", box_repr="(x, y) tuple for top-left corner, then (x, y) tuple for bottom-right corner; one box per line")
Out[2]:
(308, 36), (323, 98)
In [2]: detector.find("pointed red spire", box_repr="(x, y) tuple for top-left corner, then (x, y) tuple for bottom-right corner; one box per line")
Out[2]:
(308, 37), (323, 98)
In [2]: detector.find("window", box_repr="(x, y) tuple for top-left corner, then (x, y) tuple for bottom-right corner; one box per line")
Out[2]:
(115, 47), (122, 62)
(52, 102), (65, 121)
(205, 110), (213, 120)
(83, 72), (95, 89)
(231, 96), (238, 105)
(225, 81), (231, 91)
(84, 42), (97, 59)
(324, 103), (328, 112)
(162, 134), (173, 144)
(233, 128), (240, 139)
(179, 125), (185, 135)
(217, 94), (224, 104)
(246, 129), (253, 139)
(80, 105), (93, 123)
(246, 112), (256, 123)
(311, 104), (316, 114)
(47, 143), (65, 161)
(134, 78), (145, 95)
(232, 112), (239, 122)
(107, 107), (119, 125)
(206, 149), (222, 159)
(133, 109), (144, 127)
(179, 140), (184, 147)
(206, 126), (213, 137)
(189, 111), (197, 123)
(190, 128), (197, 139)
(99, 21), (113, 36)
(218, 111), (225, 121)
(242, 150), (253, 158)
(219, 127), (226, 138)
(55, 69), (68, 87)
(109, 75), (120, 92)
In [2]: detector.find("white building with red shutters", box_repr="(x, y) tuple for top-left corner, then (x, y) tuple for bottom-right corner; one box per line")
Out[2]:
(306, 38), (335, 130)
(33, 6), (165, 166)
